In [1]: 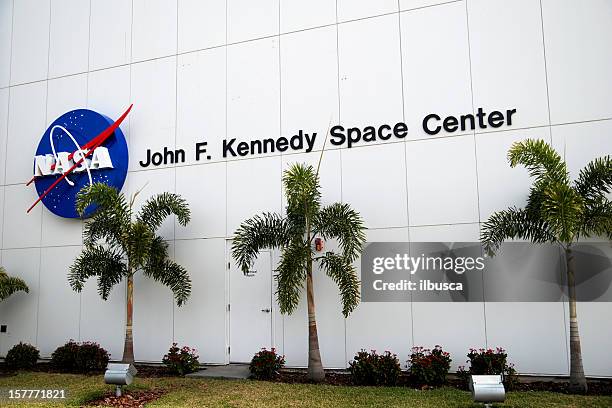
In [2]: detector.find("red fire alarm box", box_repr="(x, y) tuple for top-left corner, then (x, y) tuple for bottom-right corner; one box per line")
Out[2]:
(315, 237), (324, 252)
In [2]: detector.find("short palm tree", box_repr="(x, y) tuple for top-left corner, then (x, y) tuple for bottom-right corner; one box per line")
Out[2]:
(232, 163), (366, 382)
(481, 139), (612, 393)
(68, 182), (192, 364)
(0, 266), (29, 301)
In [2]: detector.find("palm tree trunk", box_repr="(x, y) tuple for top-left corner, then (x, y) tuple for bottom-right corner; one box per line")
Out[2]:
(122, 273), (135, 363)
(566, 246), (587, 393)
(306, 261), (325, 382)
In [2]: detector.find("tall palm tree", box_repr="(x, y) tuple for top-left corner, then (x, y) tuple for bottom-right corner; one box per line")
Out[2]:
(0, 266), (29, 301)
(68, 182), (191, 364)
(481, 139), (612, 394)
(232, 163), (366, 382)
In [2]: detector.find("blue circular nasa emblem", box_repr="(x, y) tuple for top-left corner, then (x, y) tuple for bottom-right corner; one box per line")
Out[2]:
(32, 108), (129, 218)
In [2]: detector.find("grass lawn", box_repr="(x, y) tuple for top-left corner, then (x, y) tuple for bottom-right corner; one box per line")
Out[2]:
(1, 372), (611, 407)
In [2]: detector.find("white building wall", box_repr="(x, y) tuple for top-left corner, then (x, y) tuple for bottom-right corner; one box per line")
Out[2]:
(0, 0), (611, 376)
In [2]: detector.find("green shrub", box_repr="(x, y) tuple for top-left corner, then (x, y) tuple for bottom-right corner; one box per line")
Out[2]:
(51, 340), (109, 373)
(5, 342), (39, 370)
(249, 348), (285, 380)
(408, 345), (452, 385)
(457, 347), (517, 390)
(75, 342), (110, 372)
(162, 343), (200, 376)
(349, 349), (401, 386)
(50, 340), (80, 371)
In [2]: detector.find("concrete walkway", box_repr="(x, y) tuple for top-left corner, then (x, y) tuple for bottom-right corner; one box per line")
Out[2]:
(186, 364), (250, 380)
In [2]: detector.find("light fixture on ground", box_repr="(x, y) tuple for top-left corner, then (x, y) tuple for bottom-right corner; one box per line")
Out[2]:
(470, 375), (505, 407)
(104, 363), (137, 397)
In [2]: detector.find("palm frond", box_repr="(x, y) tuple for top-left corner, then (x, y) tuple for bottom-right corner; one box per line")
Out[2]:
(137, 192), (191, 231)
(481, 207), (555, 256)
(232, 213), (289, 273)
(283, 163), (321, 219)
(541, 181), (584, 243)
(0, 267), (29, 301)
(142, 259), (192, 306)
(575, 156), (612, 202)
(126, 220), (156, 270)
(580, 199), (612, 239)
(68, 246), (128, 300)
(76, 183), (130, 222)
(275, 242), (308, 315)
(508, 139), (569, 185)
(82, 210), (126, 250)
(318, 252), (360, 317)
(314, 203), (366, 262)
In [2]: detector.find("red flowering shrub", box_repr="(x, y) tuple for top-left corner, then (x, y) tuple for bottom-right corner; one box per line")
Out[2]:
(162, 343), (200, 376)
(457, 347), (517, 389)
(249, 348), (285, 380)
(349, 349), (401, 386)
(407, 345), (451, 385)
(51, 340), (109, 373)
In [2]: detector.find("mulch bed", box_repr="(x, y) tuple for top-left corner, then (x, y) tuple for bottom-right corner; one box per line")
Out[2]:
(0, 362), (176, 378)
(2, 363), (611, 399)
(275, 369), (612, 396)
(84, 389), (166, 407)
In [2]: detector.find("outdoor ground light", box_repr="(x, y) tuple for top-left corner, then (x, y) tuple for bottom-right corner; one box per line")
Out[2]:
(469, 375), (505, 407)
(104, 363), (137, 397)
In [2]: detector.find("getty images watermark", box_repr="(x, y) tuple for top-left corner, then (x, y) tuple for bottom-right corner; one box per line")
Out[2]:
(361, 242), (612, 302)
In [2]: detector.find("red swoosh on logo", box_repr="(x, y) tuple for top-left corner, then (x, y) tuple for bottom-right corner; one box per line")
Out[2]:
(27, 104), (133, 213)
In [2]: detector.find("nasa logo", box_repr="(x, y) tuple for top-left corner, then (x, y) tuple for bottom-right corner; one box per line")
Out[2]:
(27, 105), (132, 218)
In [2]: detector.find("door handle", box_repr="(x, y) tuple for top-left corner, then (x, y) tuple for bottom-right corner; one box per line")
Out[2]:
(261, 308), (271, 313)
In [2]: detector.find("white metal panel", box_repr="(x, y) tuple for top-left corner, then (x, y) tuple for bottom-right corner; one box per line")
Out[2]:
(468, 0), (549, 131)
(338, 14), (404, 137)
(280, 0), (335, 33)
(131, 0), (177, 62)
(2, 184), (43, 249)
(89, 0), (132, 71)
(227, 37), (280, 159)
(175, 163), (227, 240)
(37, 246), (81, 357)
(0, 0), (12, 88)
(337, 0), (398, 23)
(0, 88), (8, 185)
(79, 277), (126, 361)
(6, 81), (47, 185)
(178, 0), (226, 53)
(132, 243), (175, 362)
(10, 0), (50, 85)
(87, 66), (132, 130)
(227, 0), (279, 44)
(406, 135), (479, 226)
(475, 127), (549, 222)
(229, 250), (272, 363)
(125, 167), (176, 241)
(400, 2), (473, 140)
(226, 156), (282, 234)
(0, 248), (40, 356)
(542, 0), (612, 123)
(342, 143), (408, 229)
(174, 238), (227, 364)
(48, 0), (90, 78)
(176, 47), (226, 165)
(280, 26), (338, 153)
(129, 57), (177, 172)
(486, 302), (568, 375)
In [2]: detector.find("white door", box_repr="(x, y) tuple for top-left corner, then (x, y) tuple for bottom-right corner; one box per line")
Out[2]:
(229, 250), (273, 363)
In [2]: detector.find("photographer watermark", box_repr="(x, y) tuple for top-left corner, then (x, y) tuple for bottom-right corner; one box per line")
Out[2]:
(361, 242), (612, 302)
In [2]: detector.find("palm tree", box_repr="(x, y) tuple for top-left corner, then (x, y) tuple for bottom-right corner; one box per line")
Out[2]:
(0, 266), (29, 301)
(481, 139), (612, 394)
(68, 182), (191, 364)
(232, 163), (366, 382)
